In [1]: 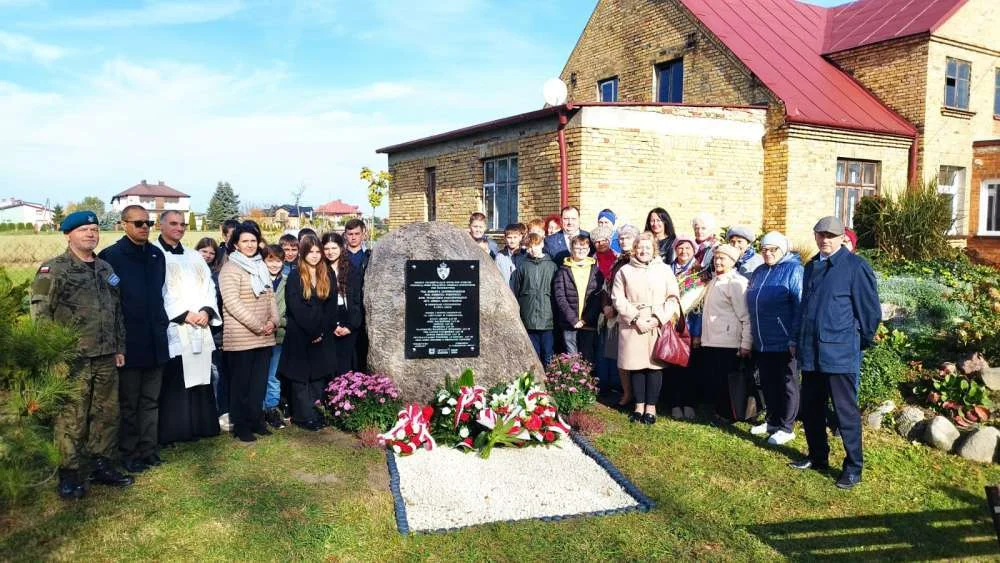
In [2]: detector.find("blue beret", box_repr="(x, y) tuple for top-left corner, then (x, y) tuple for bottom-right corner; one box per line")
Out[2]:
(61, 210), (99, 233)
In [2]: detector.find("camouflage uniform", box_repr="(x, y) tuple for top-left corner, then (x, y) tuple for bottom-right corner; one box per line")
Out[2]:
(31, 249), (126, 471)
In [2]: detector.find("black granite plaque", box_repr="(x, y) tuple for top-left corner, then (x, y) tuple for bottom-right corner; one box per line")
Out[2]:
(404, 260), (480, 359)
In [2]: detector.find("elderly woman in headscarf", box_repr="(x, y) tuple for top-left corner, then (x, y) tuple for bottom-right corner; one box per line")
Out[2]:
(601, 223), (639, 407)
(597, 209), (622, 254)
(663, 234), (709, 420)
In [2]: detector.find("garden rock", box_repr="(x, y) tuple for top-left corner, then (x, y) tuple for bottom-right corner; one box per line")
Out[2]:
(939, 362), (957, 375)
(365, 222), (544, 402)
(981, 367), (1000, 391)
(865, 400), (896, 429)
(880, 303), (904, 324)
(957, 427), (1000, 464)
(959, 352), (989, 376)
(895, 406), (926, 441)
(925, 416), (960, 451)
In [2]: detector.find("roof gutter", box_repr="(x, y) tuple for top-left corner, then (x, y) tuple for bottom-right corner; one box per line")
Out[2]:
(908, 133), (919, 188)
(557, 103), (572, 209)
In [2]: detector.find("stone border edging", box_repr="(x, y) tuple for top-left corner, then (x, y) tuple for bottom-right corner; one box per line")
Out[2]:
(384, 430), (655, 536)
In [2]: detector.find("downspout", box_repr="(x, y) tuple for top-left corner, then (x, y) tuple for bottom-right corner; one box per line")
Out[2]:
(557, 104), (572, 209)
(907, 133), (919, 188)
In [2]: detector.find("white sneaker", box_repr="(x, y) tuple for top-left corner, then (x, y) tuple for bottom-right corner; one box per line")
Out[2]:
(767, 430), (795, 445)
(219, 413), (232, 432)
(750, 422), (771, 435)
(670, 407), (683, 419)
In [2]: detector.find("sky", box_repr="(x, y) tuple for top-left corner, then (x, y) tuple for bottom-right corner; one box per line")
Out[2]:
(0, 0), (844, 213)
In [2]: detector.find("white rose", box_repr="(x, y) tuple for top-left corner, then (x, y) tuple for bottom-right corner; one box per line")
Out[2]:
(441, 407), (452, 415)
(459, 426), (470, 438)
(395, 429), (406, 440)
(392, 444), (401, 454)
(448, 398), (458, 406)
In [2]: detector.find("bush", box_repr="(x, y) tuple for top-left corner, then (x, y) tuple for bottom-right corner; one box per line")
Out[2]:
(877, 274), (965, 360)
(852, 183), (956, 261)
(544, 353), (598, 413)
(858, 328), (909, 410)
(322, 372), (402, 433)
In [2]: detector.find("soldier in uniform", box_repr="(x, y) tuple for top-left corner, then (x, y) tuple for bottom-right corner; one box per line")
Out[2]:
(31, 210), (135, 499)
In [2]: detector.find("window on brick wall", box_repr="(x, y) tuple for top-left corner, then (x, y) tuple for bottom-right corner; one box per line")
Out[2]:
(425, 167), (436, 221)
(483, 156), (518, 231)
(994, 68), (1000, 116)
(598, 77), (619, 102)
(980, 180), (1000, 235)
(938, 165), (965, 235)
(655, 59), (683, 103)
(945, 57), (971, 110)
(835, 159), (879, 228)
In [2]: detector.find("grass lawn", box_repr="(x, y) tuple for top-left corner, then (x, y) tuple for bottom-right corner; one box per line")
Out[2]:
(2, 405), (999, 561)
(0, 231), (221, 268)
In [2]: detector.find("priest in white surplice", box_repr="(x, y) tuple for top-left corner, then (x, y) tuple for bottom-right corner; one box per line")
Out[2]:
(153, 210), (223, 444)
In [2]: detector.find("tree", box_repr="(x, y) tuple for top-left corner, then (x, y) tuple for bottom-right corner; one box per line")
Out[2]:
(76, 196), (106, 217)
(205, 181), (240, 230)
(360, 167), (392, 232)
(292, 182), (307, 224)
(51, 204), (65, 226)
(188, 211), (198, 231)
(98, 211), (118, 231)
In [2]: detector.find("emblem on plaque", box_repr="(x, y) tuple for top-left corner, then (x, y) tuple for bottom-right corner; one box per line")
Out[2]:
(437, 262), (451, 280)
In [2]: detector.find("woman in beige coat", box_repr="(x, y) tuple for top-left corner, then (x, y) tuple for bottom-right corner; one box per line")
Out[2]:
(612, 232), (680, 424)
(700, 243), (753, 423)
(220, 223), (280, 442)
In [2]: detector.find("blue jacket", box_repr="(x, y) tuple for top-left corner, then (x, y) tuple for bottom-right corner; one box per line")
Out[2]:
(98, 236), (170, 368)
(747, 252), (803, 353)
(543, 230), (591, 264)
(793, 247), (880, 374)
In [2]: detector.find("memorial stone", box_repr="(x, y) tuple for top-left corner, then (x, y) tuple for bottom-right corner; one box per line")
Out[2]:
(366, 222), (545, 402)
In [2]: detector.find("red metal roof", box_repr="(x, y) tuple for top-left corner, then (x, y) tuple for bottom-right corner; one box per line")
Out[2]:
(824, 0), (967, 54)
(113, 180), (189, 199)
(316, 199), (361, 215)
(678, 0), (918, 137)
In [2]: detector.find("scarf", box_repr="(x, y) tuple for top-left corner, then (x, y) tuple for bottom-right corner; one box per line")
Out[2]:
(228, 251), (271, 297)
(595, 249), (617, 279)
(738, 247), (757, 266)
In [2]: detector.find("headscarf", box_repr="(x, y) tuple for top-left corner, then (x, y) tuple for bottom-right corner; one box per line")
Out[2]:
(228, 251), (272, 297)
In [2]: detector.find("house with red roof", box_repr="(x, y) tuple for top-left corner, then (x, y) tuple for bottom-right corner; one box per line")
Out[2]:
(315, 199), (363, 221)
(378, 0), (1000, 257)
(110, 180), (191, 218)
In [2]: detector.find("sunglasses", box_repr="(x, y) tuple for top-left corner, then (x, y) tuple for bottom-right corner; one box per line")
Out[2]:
(128, 220), (156, 228)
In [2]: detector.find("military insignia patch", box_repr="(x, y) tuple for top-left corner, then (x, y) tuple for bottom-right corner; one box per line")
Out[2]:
(107, 273), (120, 287)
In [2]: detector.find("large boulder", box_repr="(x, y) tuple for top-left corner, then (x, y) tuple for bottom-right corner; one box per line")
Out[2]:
(981, 367), (1000, 391)
(365, 222), (545, 402)
(957, 427), (1000, 464)
(924, 416), (960, 451)
(895, 406), (926, 441)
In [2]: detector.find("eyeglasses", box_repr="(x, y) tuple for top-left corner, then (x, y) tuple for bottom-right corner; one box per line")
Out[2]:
(760, 246), (781, 254)
(128, 220), (155, 228)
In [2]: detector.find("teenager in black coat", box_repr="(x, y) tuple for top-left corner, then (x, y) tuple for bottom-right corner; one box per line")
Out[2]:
(279, 235), (338, 431)
(322, 233), (364, 376)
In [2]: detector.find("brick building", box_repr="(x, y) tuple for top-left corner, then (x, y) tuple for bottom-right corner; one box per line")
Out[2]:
(379, 0), (1000, 255)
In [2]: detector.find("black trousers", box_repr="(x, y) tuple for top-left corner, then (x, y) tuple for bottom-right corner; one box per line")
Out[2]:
(630, 368), (663, 405)
(290, 378), (327, 424)
(801, 371), (863, 476)
(576, 329), (597, 365)
(119, 365), (164, 461)
(757, 351), (799, 432)
(701, 346), (741, 420)
(227, 347), (271, 434)
(663, 364), (698, 409)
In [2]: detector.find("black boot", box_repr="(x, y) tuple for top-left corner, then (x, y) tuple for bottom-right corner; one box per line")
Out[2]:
(90, 458), (135, 487)
(57, 468), (86, 500)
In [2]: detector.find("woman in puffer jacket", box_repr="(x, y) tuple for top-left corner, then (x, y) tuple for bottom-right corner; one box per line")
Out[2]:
(746, 231), (803, 446)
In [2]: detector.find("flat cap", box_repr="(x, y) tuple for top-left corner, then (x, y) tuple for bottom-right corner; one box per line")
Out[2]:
(726, 225), (755, 243)
(813, 216), (845, 236)
(61, 210), (99, 234)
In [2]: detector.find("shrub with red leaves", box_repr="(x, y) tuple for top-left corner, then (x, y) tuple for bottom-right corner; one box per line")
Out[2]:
(566, 411), (605, 437)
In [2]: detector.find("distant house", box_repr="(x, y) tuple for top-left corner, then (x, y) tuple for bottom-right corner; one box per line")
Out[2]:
(267, 204), (315, 229)
(0, 198), (54, 230)
(315, 199), (363, 221)
(110, 180), (191, 217)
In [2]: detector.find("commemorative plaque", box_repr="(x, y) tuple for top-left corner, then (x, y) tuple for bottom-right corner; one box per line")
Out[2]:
(404, 260), (480, 359)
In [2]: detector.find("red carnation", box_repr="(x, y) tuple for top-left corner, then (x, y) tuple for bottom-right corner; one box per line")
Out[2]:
(460, 412), (471, 422)
(543, 431), (555, 442)
(422, 405), (434, 421)
(525, 414), (543, 432)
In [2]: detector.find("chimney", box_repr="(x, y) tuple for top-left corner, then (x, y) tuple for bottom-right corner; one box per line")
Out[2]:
(158, 180), (164, 186)
(141, 179), (147, 185)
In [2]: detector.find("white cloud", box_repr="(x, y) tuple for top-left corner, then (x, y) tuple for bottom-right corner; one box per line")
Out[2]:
(39, 0), (244, 30)
(0, 31), (68, 63)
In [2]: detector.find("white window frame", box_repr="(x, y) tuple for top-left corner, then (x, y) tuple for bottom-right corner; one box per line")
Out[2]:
(980, 179), (1000, 236)
(938, 165), (965, 235)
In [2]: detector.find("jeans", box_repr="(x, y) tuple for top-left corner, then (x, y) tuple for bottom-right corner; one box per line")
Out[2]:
(212, 350), (228, 416)
(527, 330), (554, 365)
(563, 330), (579, 354)
(263, 344), (282, 410)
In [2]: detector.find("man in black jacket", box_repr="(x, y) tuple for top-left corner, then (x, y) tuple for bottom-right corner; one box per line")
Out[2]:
(98, 205), (170, 473)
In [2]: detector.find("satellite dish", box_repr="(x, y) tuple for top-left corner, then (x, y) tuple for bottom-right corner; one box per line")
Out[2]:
(542, 78), (568, 106)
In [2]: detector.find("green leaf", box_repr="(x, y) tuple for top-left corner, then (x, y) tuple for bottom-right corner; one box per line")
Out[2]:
(458, 368), (475, 388)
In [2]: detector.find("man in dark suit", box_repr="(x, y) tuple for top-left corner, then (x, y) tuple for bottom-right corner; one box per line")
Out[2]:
(543, 206), (590, 264)
(98, 205), (171, 473)
(789, 216), (880, 490)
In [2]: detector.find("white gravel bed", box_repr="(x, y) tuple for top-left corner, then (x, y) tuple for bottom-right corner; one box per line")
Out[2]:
(393, 438), (640, 532)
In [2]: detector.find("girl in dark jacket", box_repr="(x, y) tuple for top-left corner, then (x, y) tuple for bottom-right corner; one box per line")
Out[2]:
(553, 235), (604, 364)
(280, 235), (338, 431)
(321, 232), (364, 376)
(510, 232), (558, 364)
(747, 231), (803, 445)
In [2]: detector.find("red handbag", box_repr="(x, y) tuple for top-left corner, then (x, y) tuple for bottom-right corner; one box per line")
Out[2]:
(653, 295), (691, 367)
